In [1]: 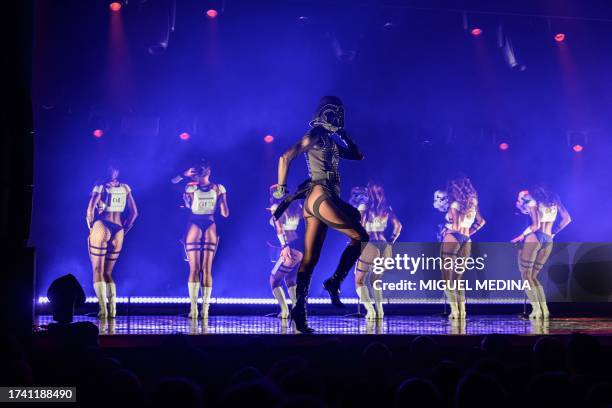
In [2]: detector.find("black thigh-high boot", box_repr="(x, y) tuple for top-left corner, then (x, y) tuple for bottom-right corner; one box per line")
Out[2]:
(323, 242), (363, 307)
(290, 271), (314, 333)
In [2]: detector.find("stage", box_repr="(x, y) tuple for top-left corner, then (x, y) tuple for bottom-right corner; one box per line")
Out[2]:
(34, 314), (612, 346)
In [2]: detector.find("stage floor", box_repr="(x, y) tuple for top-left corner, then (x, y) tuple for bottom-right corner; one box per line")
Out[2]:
(34, 315), (612, 336)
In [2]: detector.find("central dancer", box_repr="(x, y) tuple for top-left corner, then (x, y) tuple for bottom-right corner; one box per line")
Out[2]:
(272, 96), (370, 333)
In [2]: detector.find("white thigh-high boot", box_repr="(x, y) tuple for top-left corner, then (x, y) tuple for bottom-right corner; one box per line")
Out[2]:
(357, 286), (376, 320)
(445, 289), (459, 319)
(457, 289), (466, 319)
(525, 283), (542, 319)
(287, 285), (297, 307)
(93, 281), (108, 319)
(373, 286), (385, 319)
(201, 286), (212, 319)
(107, 282), (117, 318)
(536, 284), (549, 319)
(272, 286), (289, 319)
(188, 282), (200, 319)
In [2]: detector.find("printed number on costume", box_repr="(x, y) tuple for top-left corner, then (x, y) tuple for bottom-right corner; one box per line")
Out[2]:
(105, 187), (128, 212)
(196, 198), (214, 211)
(191, 190), (217, 215)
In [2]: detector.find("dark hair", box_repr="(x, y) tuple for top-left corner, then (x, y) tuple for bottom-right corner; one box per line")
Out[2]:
(366, 182), (390, 218)
(529, 185), (560, 207)
(195, 158), (211, 176)
(106, 161), (120, 179)
(447, 176), (477, 216)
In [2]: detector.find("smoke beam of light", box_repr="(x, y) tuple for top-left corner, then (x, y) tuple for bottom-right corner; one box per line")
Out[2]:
(107, 5), (134, 109)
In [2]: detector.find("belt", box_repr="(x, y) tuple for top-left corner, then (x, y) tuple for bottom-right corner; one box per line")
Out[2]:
(312, 171), (340, 183)
(273, 176), (340, 220)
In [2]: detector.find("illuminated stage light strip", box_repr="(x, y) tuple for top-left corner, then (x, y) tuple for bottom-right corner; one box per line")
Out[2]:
(37, 296), (522, 305)
(36, 296), (357, 305)
(387, 298), (524, 304)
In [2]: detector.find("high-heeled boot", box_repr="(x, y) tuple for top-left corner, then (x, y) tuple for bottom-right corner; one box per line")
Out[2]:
(356, 286), (376, 320)
(93, 281), (107, 319)
(323, 243), (362, 307)
(107, 282), (117, 318)
(272, 286), (289, 319)
(188, 282), (200, 319)
(445, 289), (459, 319)
(525, 285), (542, 319)
(290, 272), (314, 333)
(536, 284), (550, 319)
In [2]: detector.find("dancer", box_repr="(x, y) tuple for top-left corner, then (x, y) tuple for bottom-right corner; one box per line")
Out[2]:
(354, 182), (402, 319)
(511, 187), (571, 319)
(440, 176), (485, 319)
(268, 186), (303, 318)
(172, 160), (229, 319)
(86, 164), (138, 318)
(273, 96), (369, 333)
(433, 189), (452, 242)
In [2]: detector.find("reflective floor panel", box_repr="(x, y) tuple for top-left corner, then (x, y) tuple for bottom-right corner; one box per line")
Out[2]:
(34, 315), (612, 336)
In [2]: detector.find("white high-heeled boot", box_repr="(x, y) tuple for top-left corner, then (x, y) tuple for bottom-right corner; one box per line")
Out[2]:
(373, 287), (385, 319)
(458, 289), (466, 319)
(287, 285), (297, 307)
(201, 286), (212, 319)
(525, 285), (542, 319)
(445, 289), (459, 319)
(107, 282), (117, 318)
(272, 286), (289, 319)
(188, 282), (200, 319)
(357, 286), (376, 320)
(93, 281), (108, 319)
(536, 285), (550, 319)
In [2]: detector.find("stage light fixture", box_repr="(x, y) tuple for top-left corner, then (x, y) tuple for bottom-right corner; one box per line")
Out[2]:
(264, 134), (274, 143)
(206, 9), (218, 19)
(502, 36), (527, 71)
(554, 33), (566, 42)
(567, 130), (588, 153)
(498, 142), (509, 151)
(296, 16), (309, 26)
(179, 132), (191, 140)
(471, 28), (483, 37)
(92, 129), (104, 138)
(46, 274), (86, 324)
(109, 2), (122, 11)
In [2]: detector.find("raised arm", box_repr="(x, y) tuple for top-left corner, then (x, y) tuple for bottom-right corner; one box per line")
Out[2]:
(277, 133), (316, 189)
(171, 168), (198, 185)
(553, 202), (571, 236)
(336, 130), (364, 160)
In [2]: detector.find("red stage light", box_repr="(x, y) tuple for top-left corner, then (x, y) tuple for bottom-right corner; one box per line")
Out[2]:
(179, 132), (191, 140)
(471, 28), (482, 37)
(109, 2), (122, 11)
(499, 142), (509, 151)
(93, 129), (104, 138)
(206, 9), (218, 19)
(554, 33), (565, 42)
(572, 144), (583, 152)
(264, 135), (274, 143)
